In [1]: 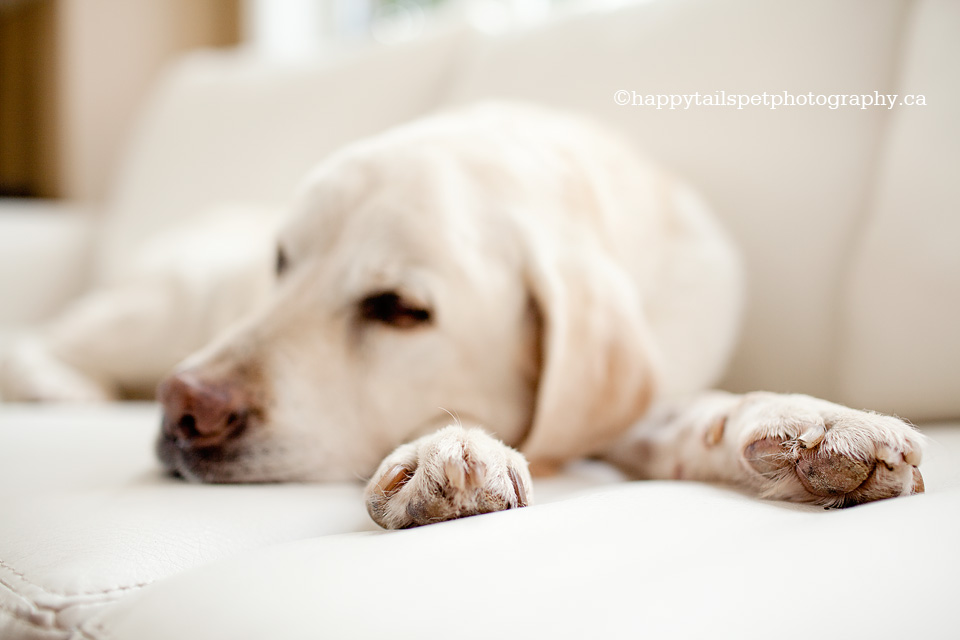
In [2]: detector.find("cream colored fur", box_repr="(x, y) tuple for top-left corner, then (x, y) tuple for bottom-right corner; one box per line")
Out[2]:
(0, 103), (923, 525)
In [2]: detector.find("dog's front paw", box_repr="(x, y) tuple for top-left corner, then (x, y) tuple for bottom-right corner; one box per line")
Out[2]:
(364, 425), (532, 529)
(735, 393), (924, 507)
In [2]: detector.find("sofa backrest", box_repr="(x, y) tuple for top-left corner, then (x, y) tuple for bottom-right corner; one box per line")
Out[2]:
(835, 0), (960, 420)
(97, 0), (960, 420)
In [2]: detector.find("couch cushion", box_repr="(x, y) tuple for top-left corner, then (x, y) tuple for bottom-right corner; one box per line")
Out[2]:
(0, 404), (624, 640)
(1, 405), (957, 640)
(81, 423), (960, 640)
(836, 0), (960, 420)
(0, 405), (372, 640)
(441, 0), (910, 403)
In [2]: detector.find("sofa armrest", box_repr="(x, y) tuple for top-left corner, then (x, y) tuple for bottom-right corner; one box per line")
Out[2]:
(0, 199), (98, 328)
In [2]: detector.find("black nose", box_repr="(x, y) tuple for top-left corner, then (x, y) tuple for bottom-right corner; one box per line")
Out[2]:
(157, 372), (249, 446)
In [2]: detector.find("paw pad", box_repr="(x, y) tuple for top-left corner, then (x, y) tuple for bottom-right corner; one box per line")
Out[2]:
(794, 449), (871, 497)
(741, 415), (924, 507)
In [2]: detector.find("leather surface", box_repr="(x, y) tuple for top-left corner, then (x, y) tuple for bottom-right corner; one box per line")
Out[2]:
(837, 0), (960, 419)
(3, 405), (958, 640)
(0, 405), (372, 638)
(84, 424), (960, 640)
(0, 405), (630, 639)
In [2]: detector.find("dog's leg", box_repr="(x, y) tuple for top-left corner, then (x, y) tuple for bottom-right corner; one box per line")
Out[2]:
(0, 279), (217, 401)
(602, 391), (925, 507)
(365, 425), (533, 529)
(1, 286), (170, 401)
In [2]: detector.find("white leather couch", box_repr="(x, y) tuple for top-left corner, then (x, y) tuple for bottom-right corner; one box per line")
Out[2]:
(2, 1), (959, 638)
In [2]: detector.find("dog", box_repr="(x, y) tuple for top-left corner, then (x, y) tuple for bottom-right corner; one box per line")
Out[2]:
(0, 103), (924, 528)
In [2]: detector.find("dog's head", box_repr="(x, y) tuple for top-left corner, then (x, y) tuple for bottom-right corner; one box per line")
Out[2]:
(156, 108), (658, 483)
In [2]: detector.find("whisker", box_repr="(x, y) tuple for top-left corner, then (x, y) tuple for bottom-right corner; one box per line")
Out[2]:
(439, 406), (463, 429)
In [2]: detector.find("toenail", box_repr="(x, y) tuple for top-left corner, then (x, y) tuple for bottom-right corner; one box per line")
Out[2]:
(508, 468), (528, 507)
(377, 465), (413, 496)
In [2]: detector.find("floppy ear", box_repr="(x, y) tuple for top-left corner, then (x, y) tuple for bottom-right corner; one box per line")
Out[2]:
(519, 234), (660, 466)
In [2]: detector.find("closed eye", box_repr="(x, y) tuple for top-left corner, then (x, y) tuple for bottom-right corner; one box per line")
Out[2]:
(358, 291), (432, 329)
(276, 246), (289, 277)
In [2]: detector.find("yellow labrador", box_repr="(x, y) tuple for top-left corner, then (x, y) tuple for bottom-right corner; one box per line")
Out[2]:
(1, 104), (924, 528)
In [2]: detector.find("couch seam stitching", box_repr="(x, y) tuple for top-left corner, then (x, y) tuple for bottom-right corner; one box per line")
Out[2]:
(0, 558), (155, 598)
(1, 580), (145, 640)
(0, 600), (69, 638)
(1, 572), (141, 638)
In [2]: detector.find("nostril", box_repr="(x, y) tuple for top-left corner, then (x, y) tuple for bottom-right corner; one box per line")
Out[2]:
(159, 371), (253, 445)
(224, 411), (249, 439)
(177, 414), (200, 440)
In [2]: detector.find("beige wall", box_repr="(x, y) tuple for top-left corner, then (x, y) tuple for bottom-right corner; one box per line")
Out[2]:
(56, 0), (239, 202)
(0, 0), (238, 201)
(0, 0), (58, 198)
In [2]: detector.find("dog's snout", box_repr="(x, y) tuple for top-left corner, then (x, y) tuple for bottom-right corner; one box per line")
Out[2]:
(158, 372), (250, 446)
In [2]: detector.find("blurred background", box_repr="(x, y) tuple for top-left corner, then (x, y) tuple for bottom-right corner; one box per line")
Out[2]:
(0, 0), (555, 202)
